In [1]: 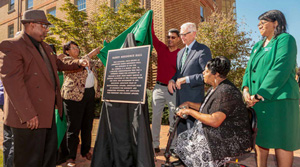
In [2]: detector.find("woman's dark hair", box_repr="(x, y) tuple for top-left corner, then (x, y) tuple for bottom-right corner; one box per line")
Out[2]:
(206, 56), (231, 78)
(258, 10), (287, 38)
(63, 41), (79, 56)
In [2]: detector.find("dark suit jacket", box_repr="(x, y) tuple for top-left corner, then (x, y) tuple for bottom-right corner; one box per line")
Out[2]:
(0, 32), (81, 128)
(172, 41), (212, 106)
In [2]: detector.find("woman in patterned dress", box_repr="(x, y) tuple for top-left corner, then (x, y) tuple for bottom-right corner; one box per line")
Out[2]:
(175, 56), (252, 167)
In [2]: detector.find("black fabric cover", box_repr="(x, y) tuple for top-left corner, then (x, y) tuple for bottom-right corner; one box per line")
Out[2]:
(91, 33), (155, 167)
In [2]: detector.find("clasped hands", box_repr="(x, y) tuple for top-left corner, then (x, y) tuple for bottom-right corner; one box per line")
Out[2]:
(243, 89), (263, 107)
(167, 77), (186, 94)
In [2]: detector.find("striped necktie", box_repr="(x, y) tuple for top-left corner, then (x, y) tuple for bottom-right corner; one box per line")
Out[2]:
(181, 47), (189, 71)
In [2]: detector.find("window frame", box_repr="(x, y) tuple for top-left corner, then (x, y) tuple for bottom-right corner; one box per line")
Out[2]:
(47, 7), (56, 17)
(26, 0), (33, 10)
(8, 24), (14, 38)
(8, 0), (15, 12)
(200, 6), (205, 22)
(75, 0), (86, 11)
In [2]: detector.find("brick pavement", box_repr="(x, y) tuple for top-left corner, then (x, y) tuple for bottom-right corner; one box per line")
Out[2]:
(1, 111), (300, 167)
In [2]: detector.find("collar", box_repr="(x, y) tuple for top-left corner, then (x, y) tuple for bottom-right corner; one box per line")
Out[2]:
(185, 40), (196, 53)
(25, 33), (41, 50)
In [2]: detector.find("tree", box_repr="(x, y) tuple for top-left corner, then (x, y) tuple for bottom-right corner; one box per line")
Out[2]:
(45, 0), (145, 97)
(196, 9), (253, 89)
(45, 0), (145, 55)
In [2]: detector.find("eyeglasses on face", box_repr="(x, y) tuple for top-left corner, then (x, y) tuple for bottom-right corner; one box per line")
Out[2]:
(35, 22), (50, 29)
(257, 21), (272, 27)
(180, 31), (191, 36)
(167, 36), (177, 39)
(70, 46), (79, 50)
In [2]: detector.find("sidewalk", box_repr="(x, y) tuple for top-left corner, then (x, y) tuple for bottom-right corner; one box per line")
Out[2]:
(1, 111), (300, 167)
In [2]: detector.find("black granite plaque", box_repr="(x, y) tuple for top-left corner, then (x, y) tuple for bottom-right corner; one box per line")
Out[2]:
(102, 45), (150, 104)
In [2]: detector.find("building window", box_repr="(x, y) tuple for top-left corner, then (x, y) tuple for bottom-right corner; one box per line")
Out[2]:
(114, 0), (121, 11)
(200, 6), (205, 22)
(75, 0), (86, 11)
(8, 24), (14, 38)
(9, 0), (15, 11)
(26, 0), (33, 10)
(47, 7), (56, 17)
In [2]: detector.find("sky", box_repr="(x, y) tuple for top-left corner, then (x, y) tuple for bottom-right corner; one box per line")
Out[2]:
(236, 0), (300, 66)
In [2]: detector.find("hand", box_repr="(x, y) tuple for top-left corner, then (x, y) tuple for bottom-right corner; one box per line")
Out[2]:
(79, 59), (89, 67)
(168, 80), (176, 94)
(26, 116), (39, 130)
(243, 89), (255, 107)
(176, 109), (190, 119)
(179, 102), (189, 109)
(175, 77), (186, 90)
(88, 47), (100, 58)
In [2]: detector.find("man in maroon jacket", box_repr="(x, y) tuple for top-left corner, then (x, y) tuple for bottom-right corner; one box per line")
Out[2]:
(151, 22), (180, 153)
(0, 10), (88, 167)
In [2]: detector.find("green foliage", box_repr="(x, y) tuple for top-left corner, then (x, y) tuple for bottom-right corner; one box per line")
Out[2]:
(45, 0), (145, 55)
(196, 9), (253, 89)
(45, 0), (145, 116)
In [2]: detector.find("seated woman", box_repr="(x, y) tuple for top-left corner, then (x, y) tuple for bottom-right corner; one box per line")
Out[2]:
(175, 56), (252, 167)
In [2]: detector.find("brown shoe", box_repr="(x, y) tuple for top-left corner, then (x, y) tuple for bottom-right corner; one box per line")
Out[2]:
(66, 159), (76, 167)
(83, 152), (93, 160)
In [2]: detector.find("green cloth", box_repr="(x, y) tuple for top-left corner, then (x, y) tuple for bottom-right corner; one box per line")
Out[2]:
(56, 71), (67, 149)
(58, 71), (64, 88)
(97, 10), (153, 66)
(55, 109), (67, 149)
(242, 33), (300, 150)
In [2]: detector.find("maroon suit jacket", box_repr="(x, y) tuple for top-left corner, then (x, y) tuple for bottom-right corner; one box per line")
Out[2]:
(0, 32), (80, 128)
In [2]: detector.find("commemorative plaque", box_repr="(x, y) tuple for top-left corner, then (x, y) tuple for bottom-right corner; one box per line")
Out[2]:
(102, 45), (151, 104)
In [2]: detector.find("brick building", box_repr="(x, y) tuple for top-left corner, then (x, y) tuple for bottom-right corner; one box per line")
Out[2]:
(0, 0), (235, 87)
(0, 0), (235, 42)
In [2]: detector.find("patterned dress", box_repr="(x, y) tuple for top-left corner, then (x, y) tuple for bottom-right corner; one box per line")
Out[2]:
(175, 79), (252, 167)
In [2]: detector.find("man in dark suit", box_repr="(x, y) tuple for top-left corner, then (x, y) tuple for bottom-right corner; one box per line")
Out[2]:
(0, 10), (88, 167)
(168, 22), (212, 135)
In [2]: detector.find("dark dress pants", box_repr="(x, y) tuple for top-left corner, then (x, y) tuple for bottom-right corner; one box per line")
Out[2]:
(11, 113), (57, 167)
(64, 87), (95, 160)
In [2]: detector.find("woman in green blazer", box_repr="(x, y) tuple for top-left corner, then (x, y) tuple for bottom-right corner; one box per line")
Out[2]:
(242, 10), (300, 167)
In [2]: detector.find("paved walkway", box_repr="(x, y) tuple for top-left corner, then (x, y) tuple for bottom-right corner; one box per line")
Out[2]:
(1, 111), (300, 167)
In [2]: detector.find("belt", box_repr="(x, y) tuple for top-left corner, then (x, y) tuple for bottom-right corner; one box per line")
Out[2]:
(156, 81), (167, 86)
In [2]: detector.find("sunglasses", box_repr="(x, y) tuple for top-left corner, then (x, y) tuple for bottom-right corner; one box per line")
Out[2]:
(167, 36), (177, 39)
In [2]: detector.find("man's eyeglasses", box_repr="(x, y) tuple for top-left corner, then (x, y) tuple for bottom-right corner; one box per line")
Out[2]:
(35, 22), (50, 29)
(180, 31), (191, 36)
(167, 36), (177, 39)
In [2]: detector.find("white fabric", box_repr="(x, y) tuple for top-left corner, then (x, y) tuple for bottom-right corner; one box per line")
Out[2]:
(85, 67), (94, 88)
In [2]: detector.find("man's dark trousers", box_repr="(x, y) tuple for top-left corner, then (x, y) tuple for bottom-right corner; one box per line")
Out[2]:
(11, 112), (57, 167)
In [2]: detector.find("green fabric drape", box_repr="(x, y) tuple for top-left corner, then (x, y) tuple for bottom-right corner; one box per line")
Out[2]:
(97, 10), (153, 66)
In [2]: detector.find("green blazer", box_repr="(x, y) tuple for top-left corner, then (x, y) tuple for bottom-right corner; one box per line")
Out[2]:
(242, 33), (299, 101)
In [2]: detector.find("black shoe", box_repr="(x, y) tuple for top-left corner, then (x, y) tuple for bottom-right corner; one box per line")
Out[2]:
(171, 159), (184, 166)
(154, 147), (160, 153)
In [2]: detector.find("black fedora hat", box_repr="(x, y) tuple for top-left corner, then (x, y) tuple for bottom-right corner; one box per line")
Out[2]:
(21, 9), (51, 25)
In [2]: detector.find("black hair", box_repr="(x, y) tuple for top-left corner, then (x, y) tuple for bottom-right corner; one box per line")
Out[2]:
(258, 10), (287, 38)
(168, 28), (180, 37)
(63, 41), (79, 56)
(206, 56), (231, 78)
